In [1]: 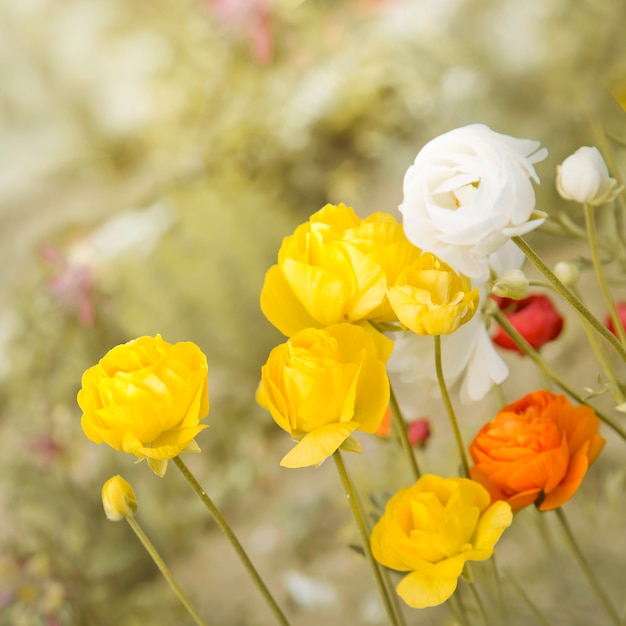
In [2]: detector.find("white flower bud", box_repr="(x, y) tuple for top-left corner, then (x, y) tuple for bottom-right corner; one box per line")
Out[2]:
(492, 269), (529, 299)
(556, 146), (621, 206)
(553, 261), (580, 287)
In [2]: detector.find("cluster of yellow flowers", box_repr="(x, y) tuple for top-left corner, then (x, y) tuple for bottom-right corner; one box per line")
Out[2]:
(75, 124), (616, 621)
(257, 203), (478, 468)
(260, 203), (478, 337)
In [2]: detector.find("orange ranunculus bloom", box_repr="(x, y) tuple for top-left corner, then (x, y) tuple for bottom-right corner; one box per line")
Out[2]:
(469, 390), (605, 512)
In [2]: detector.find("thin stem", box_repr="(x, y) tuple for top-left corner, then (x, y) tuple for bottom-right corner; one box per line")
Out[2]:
(554, 508), (621, 626)
(529, 278), (625, 401)
(503, 570), (552, 626)
(513, 236), (626, 363)
(434, 335), (470, 477)
(172, 456), (289, 626)
(333, 451), (405, 626)
(454, 582), (472, 626)
(389, 383), (421, 481)
(125, 516), (207, 626)
(571, 285), (626, 404)
(489, 555), (506, 623)
(463, 565), (490, 626)
(490, 308), (626, 442)
(584, 202), (626, 348)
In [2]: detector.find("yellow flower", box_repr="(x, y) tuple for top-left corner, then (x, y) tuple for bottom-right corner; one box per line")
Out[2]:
(387, 253), (479, 335)
(260, 204), (421, 336)
(257, 323), (392, 468)
(371, 475), (512, 609)
(78, 335), (209, 476)
(102, 475), (138, 521)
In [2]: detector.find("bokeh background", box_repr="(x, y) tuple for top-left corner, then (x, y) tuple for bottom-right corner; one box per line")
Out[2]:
(1, 0), (626, 624)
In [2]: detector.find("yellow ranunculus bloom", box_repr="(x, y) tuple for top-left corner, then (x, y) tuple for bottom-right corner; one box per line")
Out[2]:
(102, 475), (138, 521)
(387, 252), (479, 335)
(371, 475), (512, 609)
(260, 204), (422, 336)
(78, 335), (209, 475)
(257, 323), (393, 468)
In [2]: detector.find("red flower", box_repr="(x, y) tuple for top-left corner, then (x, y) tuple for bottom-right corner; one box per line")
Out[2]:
(605, 302), (626, 336)
(491, 294), (564, 353)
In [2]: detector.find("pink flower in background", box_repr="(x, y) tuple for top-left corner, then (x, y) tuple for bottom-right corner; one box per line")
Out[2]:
(407, 418), (431, 448)
(207, 0), (274, 65)
(40, 244), (96, 327)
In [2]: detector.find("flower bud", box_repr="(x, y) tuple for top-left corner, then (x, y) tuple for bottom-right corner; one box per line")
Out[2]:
(407, 418), (431, 448)
(492, 269), (529, 299)
(102, 475), (138, 521)
(556, 146), (621, 206)
(553, 261), (580, 287)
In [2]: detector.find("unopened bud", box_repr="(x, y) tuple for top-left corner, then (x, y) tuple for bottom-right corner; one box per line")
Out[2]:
(492, 270), (529, 299)
(556, 146), (621, 206)
(102, 475), (138, 522)
(553, 261), (580, 287)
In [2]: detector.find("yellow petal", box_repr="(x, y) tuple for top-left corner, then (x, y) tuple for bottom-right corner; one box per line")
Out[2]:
(281, 258), (351, 325)
(260, 264), (322, 336)
(396, 569), (459, 609)
(280, 422), (360, 468)
(472, 501), (513, 551)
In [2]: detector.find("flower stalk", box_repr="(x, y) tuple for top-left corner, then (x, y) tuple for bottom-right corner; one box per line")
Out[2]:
(172, 456), (290, 626)
(512, 236), (626, 363)
(554, 507), (621, 626)
(434, 335), (470, 477)
(489, 307), (626, 442)
(583, 202), (626, 348)
(125, 516), (207, 626)
(333, 450), (406, 626)
(388, 384), (421, 481)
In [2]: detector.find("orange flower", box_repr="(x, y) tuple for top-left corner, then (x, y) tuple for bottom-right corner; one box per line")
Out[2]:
(469, 391), (605, 512)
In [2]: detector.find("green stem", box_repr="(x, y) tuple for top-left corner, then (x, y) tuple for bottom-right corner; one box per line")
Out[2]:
(491, 308), (626, 442)
(503, 570), (552, 626)
(434, 335), (470, 477)
(389, 384), (421, 481)
(489, 555), (506, 623)
(332, 451), (405, 626)
(125, 516), (207, 626)
(555, 508), (621, 626)
(584, 202), (626, 348)
(465, 580), (490, 626)
(172, 456), (289, 626)
(571, 285), (626, 404)
(513, 236), (626, 363)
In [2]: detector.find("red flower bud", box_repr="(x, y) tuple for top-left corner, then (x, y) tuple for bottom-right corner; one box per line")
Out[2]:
(491, 294), (564, 353)
(407, 418), (431, 448)
(606, 303), (626, 336)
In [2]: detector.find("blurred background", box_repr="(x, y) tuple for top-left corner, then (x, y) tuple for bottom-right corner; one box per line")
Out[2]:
(1, 0), (625, 624)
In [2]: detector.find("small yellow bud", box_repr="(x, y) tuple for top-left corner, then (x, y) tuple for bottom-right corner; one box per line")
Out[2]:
(553, 261), (580, 287)
(102, 475), (138, 522)
(492, 269), (529, 299)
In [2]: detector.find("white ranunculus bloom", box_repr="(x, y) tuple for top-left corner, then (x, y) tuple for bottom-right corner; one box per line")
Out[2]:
(556, 146), (620, 206)
(399, 124), (548, 280)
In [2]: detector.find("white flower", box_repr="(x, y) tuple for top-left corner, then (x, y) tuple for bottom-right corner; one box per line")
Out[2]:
(556, 146), (621, 206)
(399, 124), (548, 280)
